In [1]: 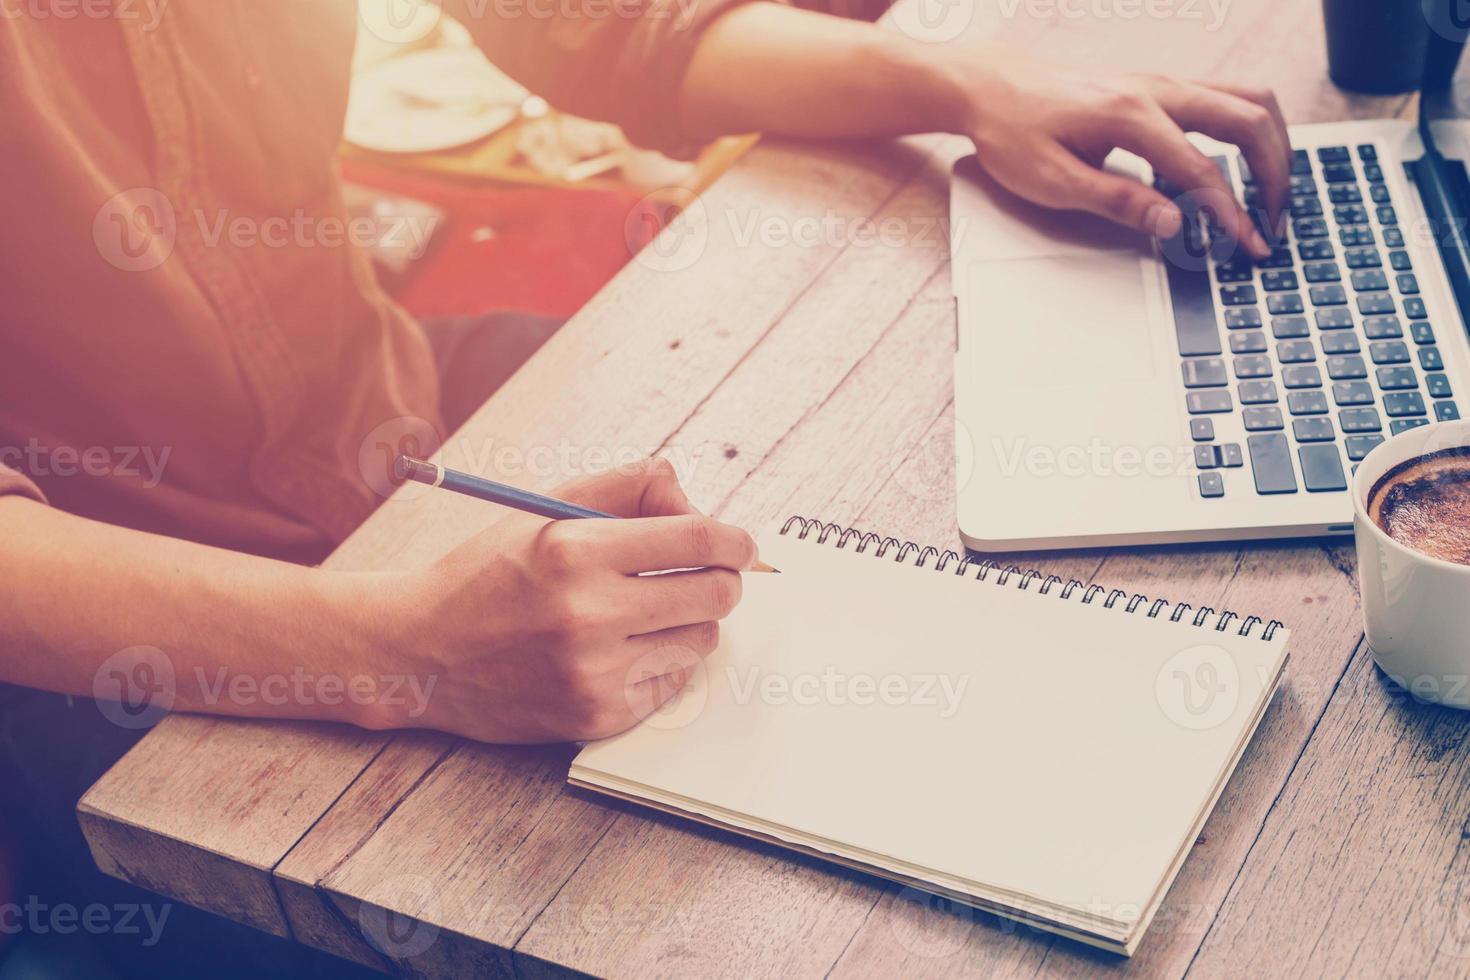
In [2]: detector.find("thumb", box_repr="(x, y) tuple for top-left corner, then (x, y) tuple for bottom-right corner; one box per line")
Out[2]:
(1064, 160), (1184, 239)
(553, 457), (697, 519)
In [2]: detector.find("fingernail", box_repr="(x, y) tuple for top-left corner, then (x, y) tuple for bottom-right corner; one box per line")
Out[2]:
(1250, 229), (1270, 256)
(1147, 204), (1182, 239)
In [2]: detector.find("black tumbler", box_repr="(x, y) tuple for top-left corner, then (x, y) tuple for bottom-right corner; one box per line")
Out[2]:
(1324, 0), (1432, 93)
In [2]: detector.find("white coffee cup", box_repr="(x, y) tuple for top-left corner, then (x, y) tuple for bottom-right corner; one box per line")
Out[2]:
(1353, 419), (1470, 709)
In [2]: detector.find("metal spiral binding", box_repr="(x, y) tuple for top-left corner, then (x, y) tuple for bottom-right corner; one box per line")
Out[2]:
(778, 516), (1283, 640)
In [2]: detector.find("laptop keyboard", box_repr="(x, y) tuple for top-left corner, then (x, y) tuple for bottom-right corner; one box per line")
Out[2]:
(1160, 143), (1459, 498)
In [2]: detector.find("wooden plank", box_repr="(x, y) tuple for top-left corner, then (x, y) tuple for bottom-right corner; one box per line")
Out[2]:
(1186, 639), (1470, 979)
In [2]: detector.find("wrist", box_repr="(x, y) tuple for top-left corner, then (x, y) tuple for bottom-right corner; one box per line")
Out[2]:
(314, 568), (429, 732)
(873, 31), (976, 137)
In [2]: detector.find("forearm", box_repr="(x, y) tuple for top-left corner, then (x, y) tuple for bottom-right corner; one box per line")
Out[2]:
(679, 3), (970, 142)
(0, 497), (400, 726)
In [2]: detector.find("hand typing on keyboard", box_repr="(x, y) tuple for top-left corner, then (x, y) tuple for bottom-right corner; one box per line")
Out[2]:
(951, 53), (1291, 259)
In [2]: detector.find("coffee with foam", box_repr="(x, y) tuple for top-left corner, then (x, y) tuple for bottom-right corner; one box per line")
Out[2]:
(1367, 447), (1470, 566)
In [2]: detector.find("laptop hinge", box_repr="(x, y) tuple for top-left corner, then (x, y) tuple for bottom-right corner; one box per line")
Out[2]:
(1407, 140), (1470, 336)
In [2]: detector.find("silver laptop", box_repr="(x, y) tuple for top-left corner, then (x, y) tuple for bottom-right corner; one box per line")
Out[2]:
(951, 112), (1470, 552)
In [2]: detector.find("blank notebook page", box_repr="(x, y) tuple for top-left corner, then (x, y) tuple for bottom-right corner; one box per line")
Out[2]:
(572, 527), (1287, 939)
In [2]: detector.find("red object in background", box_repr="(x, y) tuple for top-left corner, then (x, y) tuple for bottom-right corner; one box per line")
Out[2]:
(341, 159), (658, 321)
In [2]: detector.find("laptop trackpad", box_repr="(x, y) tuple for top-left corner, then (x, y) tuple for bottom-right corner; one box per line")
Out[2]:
(966, 252), (1157, 387)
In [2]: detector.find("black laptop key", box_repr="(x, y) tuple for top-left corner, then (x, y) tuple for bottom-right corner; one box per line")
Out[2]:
(1369, 341), (1410, 364)
(1369, 183), (1391, 203)
(1375, 366), (1419, 390)
(1191, 418), (1215, 441)
(1298, 444), (1348, 492)
(1220, 284), (1257, 306)
(1291, 196), (1323, 216)
(1299, 239), (1335, 261)
(1225, 308), (1263, 329)
(1334, 205), (1369, 225)
(1164, 255), (1222, 356)
(1391, 418), (1430, 434)
(1362, 316), (1401, 339)
(1357, 144), (1377, 161)
(1328, 184), (1362, 204)
(1238, 380), (1279, 404)
(1410, 322), (1435, 344)
(1419, 346), (1444, 371)
(1194, 445), (1219, 469)
(1315, 308), (1354, 329)
(1310, 285), (1348, 306)
(1231, 330), (1269, 354)
(1187, 390), (1233, 414)
(1288, 390), (1330, 415)
(1197, 472), (1225, 498)
(1319, 147), (1351, 165)
(1332, 380), (1374, 405)
(1268, 293), (1306, 315)
(1233, 354), (1273, 379)
(1404, 297), (1427, 318)
(1243, 406), (1285, 430)
(1427, 373), (1453, 398)
(1344, 247), (1381, 269)
(1340, 225), (1375, 246)
(1257, 248), (1294, 269)
(1294, 218), (1329, 239)
(1272, 316), (1310, 338)
(1351, 269), (1389, 291)
(1290, 175), (1316, 195)
(1292, 417), (1335, 442)
(1219, 443), (1244, 467)
(1214, 260), (1253, 283)
(1383, 391), (1427, 416)
(1292, 149), (1312, 174)
(1397, 273), (1420, 295)
(1365, 163), (1384, 182)
(1339, 407), (1382, 433)
(1261, 270), (1299, 291)
(1345, 434), (1385, 461)
(1388, 250), (1411, 270)
(1182, 357), (1229, 387)
(1326, 355), (1367, 379)
(1320, 332), (1361, 354)
(1437, 401), (1461, 421)
(1377, 205), (1398, 225)
(1357, 293), (1395, 315)
(1276, 339), (1316, 363)
(1282, 365), (1323, 388)
(1383, 227), (1404, 247)
(1248, 433), (1298, 494)
(1303, 262), (1341, 283)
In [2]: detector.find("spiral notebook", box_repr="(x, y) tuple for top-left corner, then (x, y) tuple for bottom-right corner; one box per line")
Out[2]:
(570, 518), (1289, 956)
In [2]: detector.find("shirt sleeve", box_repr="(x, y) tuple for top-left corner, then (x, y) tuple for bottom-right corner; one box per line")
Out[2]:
(0, 463), (46, 506)
(450, 0), (893, 158)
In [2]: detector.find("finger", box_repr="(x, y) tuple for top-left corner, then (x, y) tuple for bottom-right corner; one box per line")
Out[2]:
(628, 620), (722, 659)
(552, 457), (696, 519)
(1161, 82), (1292, 238)
(1044, 151), (1185, 240)
(592, 514), (759, 574)
(623, 567), (743, 634)
(1108, 105), (1270, 258)
(624, 663), (701, 726)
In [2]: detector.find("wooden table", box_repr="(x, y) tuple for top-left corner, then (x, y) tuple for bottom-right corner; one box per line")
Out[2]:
(77, 3), (1470, 977)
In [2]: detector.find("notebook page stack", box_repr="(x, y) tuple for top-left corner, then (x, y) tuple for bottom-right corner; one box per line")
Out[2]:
(571, 518), (1289, 955)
